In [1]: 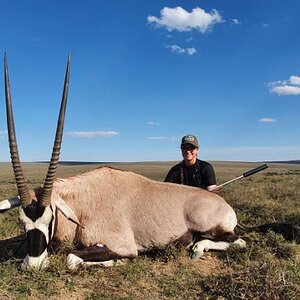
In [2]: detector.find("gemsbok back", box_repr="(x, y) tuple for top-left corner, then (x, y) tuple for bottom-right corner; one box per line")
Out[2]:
(0, 56), (245, 269)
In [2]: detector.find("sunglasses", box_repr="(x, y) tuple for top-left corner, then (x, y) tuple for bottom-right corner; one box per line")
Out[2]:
(181, 146), (197, 152)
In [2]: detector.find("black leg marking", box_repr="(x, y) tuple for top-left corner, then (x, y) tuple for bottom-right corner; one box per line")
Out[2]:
(192, 230), (239, 244)
(71, 245), (130, 262)
(0, 234), (27, 260)
(173, 231), (193, 246)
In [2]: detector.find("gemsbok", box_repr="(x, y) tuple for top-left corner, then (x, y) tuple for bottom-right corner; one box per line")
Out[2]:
(0, 55), (246, 269)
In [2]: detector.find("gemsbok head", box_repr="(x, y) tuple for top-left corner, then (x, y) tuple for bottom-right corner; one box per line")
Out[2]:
(1, 55), (80, 268)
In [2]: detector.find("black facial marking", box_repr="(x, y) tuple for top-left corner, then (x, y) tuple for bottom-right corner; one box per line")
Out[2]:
(23, 202), (45, 221)
(48, 216), (54, 240)
(26, 229), (47, 257)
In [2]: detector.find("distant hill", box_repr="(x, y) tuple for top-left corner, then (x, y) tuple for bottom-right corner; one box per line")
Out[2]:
(32, 160), (300, 166)
(35, 161), (107, 166)
(263, 160), (300, 164)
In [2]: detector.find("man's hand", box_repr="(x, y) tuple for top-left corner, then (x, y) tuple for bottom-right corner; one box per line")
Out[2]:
(207, 185), (222, 193)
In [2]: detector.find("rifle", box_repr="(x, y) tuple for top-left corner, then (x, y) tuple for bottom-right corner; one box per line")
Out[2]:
(211, 164), (268, 191)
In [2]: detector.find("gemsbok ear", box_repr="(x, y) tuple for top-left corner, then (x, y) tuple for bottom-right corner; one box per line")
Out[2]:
(0, 196), (21, 212)
(54, 197), (84, 228)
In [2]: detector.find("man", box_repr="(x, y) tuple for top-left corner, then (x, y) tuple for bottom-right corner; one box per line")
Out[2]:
(164, 134), (218, 191)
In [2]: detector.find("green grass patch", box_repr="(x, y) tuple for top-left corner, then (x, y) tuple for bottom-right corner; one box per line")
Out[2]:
(0, 161), (300, 299)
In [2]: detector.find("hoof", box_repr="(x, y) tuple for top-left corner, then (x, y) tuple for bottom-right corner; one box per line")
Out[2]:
(191, 243), (205, 260)
(191, 250), (204, 260)
(67, 253), (83, 271)
(234, 238), (246, 247)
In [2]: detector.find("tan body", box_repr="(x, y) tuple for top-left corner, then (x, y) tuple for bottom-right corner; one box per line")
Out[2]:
(49, 167), (237, 258)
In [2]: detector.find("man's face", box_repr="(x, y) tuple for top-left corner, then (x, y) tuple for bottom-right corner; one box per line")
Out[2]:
(181, 144), (199, 163)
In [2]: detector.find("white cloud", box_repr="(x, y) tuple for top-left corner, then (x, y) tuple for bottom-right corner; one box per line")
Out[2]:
(268, 75), (300, 96)
(147, 6), (223, 33)
(289, 75), (300, 85)
(231, 18), (240, 24)
(0, 131), (7, 138)
(167, 45), (185, 53)
(166, 44), (197, 55)
(258, 118), (276, 123)
(187, 48), (197, 55)
(147, 136), (178, 141)
(66, 131), (120, 138)
(148, 121), (160, 126)
(270, 85), (300, 96)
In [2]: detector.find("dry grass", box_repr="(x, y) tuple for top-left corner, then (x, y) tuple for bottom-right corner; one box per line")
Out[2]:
(0, 161), (300, 299)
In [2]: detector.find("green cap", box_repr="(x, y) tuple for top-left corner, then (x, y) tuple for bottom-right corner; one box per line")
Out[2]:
(181, 135), (199, 148)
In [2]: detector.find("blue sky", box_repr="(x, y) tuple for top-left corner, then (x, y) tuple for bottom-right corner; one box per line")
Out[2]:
(0, 0), (299, 162)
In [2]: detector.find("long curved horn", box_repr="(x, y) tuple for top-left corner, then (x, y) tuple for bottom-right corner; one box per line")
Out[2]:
(4, 54), (32, 207)
(40, 56), (70, 207)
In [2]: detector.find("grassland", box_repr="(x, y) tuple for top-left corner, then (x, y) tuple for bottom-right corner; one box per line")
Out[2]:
(0, 161), (300, 299)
